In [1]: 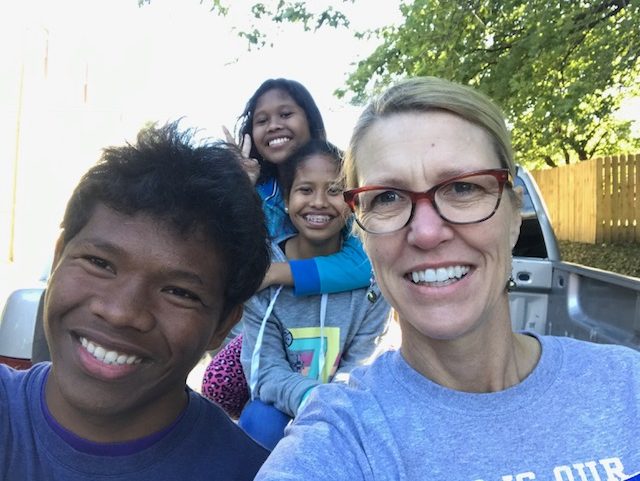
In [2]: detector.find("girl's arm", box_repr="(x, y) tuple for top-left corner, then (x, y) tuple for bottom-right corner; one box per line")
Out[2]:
(288, 232), (371, 295)
(258, 181), (372, 295)
(262, 233), (371, 295)
(240, 294), (321, 417)
(259, 262), (293, 292)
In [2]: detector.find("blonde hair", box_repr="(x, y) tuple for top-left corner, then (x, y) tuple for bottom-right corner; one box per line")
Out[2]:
(344, 77), (515, 189)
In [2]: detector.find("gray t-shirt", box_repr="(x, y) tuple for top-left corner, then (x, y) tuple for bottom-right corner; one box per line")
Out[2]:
(256, 335), (640, 481)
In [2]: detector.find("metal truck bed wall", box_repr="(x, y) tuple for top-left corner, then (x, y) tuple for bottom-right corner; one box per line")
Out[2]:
(509, 167), (640, 351)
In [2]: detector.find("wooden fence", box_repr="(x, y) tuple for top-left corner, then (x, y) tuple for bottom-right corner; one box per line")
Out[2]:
(530, 154), (639, 244)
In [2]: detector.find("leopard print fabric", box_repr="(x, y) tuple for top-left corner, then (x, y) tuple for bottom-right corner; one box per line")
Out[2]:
(201, 334), (249, 419)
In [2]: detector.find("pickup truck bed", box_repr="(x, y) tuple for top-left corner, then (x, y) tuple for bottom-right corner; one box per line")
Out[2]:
(510, 167), (640, 351)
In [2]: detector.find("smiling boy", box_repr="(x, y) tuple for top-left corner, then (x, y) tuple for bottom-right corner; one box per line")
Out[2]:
(0, 122), (271, 480)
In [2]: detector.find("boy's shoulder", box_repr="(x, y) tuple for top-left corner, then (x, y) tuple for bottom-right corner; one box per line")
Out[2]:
(184, 392), (270, 476)
(0, 361), (48, 395)
(0, 368), (267, 480)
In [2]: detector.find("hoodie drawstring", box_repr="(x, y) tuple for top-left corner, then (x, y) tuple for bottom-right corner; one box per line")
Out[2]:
(249, 288), (329, 399)
(318, 293), (327, 381)
(249, 285), (283, 399)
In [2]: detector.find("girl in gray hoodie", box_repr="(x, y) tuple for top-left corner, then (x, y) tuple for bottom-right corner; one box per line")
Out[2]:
(238, 140), (391, 450)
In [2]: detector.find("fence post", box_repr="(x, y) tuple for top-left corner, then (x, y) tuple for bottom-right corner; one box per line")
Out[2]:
(621, 154), (633, 242)
(595, 157), (604, 244)
(630, 154), (640, 242)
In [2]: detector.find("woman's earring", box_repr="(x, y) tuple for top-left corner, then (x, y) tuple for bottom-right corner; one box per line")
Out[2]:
(506, 257), (516, 291)
(284, 206), (289, 213)
(367, 272), (378, 303)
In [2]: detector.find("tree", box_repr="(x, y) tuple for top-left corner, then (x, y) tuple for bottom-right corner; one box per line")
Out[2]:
(139, 0), (640, 168)
(338, 0), (640, 168)
(138, 0), (352, 48)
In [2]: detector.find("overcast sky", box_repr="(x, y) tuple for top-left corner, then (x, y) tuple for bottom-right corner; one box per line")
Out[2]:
(2, 0), (396, 144)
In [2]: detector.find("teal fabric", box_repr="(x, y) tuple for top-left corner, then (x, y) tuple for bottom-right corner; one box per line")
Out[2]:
(256, 177), (371, 295)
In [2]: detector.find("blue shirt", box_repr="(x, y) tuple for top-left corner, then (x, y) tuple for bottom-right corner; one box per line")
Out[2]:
(257, 177), (371, 295)
(0, 363), (268, 480)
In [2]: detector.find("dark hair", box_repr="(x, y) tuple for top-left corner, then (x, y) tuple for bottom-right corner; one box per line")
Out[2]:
(61, 121), (270, 313)
(237, 78), (327, 184)
(279, 140), (343, 200)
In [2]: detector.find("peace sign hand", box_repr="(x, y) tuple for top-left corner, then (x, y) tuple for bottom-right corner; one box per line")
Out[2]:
(223, 125), (261, 186)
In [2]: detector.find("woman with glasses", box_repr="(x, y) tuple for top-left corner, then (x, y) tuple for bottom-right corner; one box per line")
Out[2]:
(255, 77), (640, 480)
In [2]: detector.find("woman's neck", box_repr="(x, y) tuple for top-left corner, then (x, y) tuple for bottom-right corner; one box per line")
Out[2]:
(284, 234), (342, 260)
(400, 321), (541, 393)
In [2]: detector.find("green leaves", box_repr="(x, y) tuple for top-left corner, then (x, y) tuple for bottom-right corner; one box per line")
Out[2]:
(342, 0), (640, 168)
(200, 0), (352, 48)
(137, 0), (640, 167)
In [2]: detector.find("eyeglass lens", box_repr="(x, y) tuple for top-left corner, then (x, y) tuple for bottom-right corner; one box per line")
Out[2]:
(352, 172), (504, 234)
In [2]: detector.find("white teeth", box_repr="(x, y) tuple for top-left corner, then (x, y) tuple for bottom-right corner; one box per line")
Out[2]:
(436, 268), (449, 282)
(94, 346), (106, 360)
(305, 214), (331, 224)
(79, 337), (142, 366)
(268, 137), (290, 146)
(104, 350), (118, 363)
(410, 265), (470, 285)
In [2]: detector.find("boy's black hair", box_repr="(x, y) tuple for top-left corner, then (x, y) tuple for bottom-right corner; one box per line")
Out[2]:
(237, 78), (327, 184)
(61, 121), (270, 313)
(279, 139), (343, 200)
